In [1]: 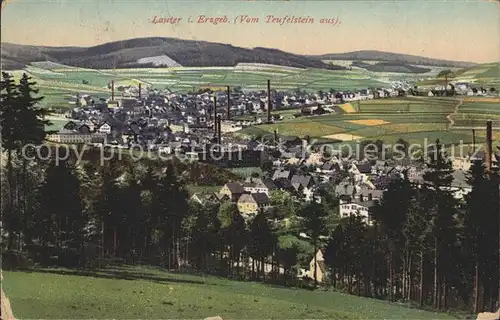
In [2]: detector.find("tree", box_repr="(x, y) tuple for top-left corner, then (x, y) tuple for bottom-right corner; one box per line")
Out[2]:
(324, 224), (344, 288)
(248, 210), (277, 280)
(188, 201), (220, 270)
(17, 73), (51, 247)
(342, 213), (369, 295)
(269, 190), (299, 219)
(297, 202), (328, 287)
(218, 201), (246, 276)
(372, 177), (413, 301)
(402, 191), (430, 304)
(1, 72), (21, 248)
(423, 139), (458, 309)
(120, 165), (144, 257)
(94, 159), (122, 258)
(38, 160), (85, 251)
(154, 163), (189, 270)
(465, 160), (500, 312)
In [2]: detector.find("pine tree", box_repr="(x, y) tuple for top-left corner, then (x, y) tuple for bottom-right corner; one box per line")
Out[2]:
(1, 72), (20, 249)
(248, 210), (277, 281)
(423, 139), (458, 309)
(324, 224), (344, 288)
(38, 160), (84, 251)
(372, 177), (413, 301)
(15, 73), (50, 248)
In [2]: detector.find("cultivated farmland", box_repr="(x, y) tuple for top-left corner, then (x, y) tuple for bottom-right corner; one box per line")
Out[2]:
(238, 97), (499, 148)
(12, 62), (392, 108)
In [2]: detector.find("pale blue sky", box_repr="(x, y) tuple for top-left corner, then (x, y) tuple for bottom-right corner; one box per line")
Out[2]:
(2, 0), (499, 62)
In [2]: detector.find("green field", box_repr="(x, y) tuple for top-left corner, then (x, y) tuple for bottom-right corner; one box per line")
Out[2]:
(3, 265), (457, 319)
(237, 97), (500, 147)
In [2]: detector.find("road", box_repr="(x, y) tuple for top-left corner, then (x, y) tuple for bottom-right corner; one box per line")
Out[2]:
(446, 98), (463, 130)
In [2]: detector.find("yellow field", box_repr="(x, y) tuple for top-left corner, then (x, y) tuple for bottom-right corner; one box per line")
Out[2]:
(339, 103), (356, 113)
(383, 123), (448, 133)
(259, 122), (345, 138)
(347, 119), (390, 126)
(323, 133), (364, 141)
(463, 97), (500, 103)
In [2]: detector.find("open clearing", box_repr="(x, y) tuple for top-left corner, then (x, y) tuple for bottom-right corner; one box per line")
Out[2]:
(347, 119), (390, 126)
(323, 133), (365, 141)
(339, 103), (356, 113)
(2, 265), (456, 319)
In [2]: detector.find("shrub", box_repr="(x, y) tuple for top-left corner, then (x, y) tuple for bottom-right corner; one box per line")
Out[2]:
(2, 250), (32, 269)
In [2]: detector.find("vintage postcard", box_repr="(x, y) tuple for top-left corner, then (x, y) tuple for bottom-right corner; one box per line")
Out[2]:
(1, 0), (499, 319)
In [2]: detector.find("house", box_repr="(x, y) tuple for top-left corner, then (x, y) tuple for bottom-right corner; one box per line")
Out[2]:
(355, 162), (373, 174)
(272, 169), (293, 181)
(62, 120), (79, 131)
(291, 174), (313, 190)
(273, 178), (294, 191)
(339, 194), (376, 225)
(318, 162), (341, 174)
(219, 183), (246, 202)
(243, 178), (277, 195)
(291, 174), (316, 201)
(46, 132), (107, 144)
(98, 122), (112, 134)
(308, 249), (327, 283)
(237, 193), (270, 216)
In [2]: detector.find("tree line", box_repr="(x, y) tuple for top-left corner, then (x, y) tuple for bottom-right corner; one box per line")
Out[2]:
(1, 72), (499, 315)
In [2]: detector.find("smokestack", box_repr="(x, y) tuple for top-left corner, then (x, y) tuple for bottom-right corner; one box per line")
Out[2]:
(486, 120), (493, 173)
(111, 80), (115, 101)
(267, 79), (271, 123)
(217, 115), (222, 145)
(472, 129), (476, 155)
(138, 83), (142, 100)
(213, 95), (217, 132)
(227, 86), (231, 120)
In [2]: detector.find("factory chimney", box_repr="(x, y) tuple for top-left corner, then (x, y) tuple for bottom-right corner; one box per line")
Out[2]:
(227, 86), (231, 120)
(217, 115), (222, 145)
(267, 79), (272, 123)
(485, 120), (493, 174)
(138, 83), (142, 100)
(213, 95), (217, 133)
(472, 129), (476, 156)
(111, 80), (115, 101)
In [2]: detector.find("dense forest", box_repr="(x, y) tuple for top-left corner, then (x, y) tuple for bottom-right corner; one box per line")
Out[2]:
(1, 72), (499, 315)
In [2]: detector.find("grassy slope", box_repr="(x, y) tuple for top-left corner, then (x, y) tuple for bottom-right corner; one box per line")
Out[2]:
(3, 265), (457, 319)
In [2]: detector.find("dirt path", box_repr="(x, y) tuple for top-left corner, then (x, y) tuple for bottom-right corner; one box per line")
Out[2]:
(447, 98), (464, 130)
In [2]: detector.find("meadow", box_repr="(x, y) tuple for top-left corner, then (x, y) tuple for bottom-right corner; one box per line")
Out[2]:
(2, 265), (458, 319)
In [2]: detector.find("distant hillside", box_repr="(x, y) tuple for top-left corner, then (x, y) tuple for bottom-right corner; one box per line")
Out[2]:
(1, 37), (343, 70)
(351, 61), (431, 73)
(314, 50), (477, 68)
(450, 62), (499, 79)
(417, 62), (500, 88)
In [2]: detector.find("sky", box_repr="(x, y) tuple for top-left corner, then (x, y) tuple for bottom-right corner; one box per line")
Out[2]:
(1, 0), (500, 63)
